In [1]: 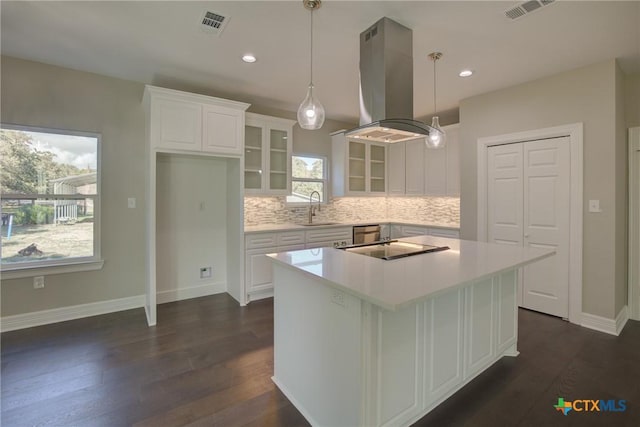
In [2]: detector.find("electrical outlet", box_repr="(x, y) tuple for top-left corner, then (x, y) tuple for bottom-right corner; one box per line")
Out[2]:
(33, 276), (45, 289)
(331, 291), (347, 308)
(127, 197), (136, 209)
(199, 267), (212, 279)
(588, 199), (601, 213)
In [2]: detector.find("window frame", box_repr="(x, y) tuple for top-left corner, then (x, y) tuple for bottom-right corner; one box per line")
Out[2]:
(286, 153), (328, 207)
(0, 123), (103, 278)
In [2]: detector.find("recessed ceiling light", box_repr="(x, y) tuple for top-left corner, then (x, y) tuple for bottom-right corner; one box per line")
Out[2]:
(242, 54), (257, 63)
(459, 69), (473, 77)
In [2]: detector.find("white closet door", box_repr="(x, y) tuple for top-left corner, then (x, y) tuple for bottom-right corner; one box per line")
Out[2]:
(487, 144), (524, 248)
(488, 138), (571, 318)
(522, 137), (571, 318)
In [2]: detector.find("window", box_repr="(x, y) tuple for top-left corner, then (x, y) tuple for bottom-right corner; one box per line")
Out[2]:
(1, 125), (101, 274)
(286, 155), (327, 204)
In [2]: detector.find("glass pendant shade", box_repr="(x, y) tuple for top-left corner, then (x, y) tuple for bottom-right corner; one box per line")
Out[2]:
(426, 51), (446, 149)
(426, 116), (446, 149)
(297, 84), (325, 130)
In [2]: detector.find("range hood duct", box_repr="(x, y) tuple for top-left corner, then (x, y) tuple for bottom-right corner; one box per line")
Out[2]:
(346, 17), (436, 143)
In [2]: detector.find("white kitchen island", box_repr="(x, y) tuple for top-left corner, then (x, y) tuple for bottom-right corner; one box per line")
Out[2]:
(267, 236), (554, 427)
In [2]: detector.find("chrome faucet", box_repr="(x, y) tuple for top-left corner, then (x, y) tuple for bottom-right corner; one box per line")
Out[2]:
(308, 191), (321, 224)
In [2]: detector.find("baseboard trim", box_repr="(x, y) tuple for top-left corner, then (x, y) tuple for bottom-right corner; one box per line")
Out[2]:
(615, 305), (629, 335)
(248, 288), (274, 303)
(581, 306), (629, 336)
(0, 294), (145, 333)
(156, 281), (226, 304)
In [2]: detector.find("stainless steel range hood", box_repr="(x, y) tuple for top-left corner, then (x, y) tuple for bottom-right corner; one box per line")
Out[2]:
(345, 17), (435, 143)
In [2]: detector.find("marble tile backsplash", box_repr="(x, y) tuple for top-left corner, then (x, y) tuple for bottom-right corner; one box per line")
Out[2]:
(244, 196), (460, 226)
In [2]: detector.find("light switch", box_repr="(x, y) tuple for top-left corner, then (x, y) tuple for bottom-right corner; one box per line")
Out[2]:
(588, 199), (601, 213)
(128, 198), (136, 209)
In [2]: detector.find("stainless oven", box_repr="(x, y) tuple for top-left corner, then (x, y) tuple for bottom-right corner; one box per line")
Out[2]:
(353, 224), (381, 245)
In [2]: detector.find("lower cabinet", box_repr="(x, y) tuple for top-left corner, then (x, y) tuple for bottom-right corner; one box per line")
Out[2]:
(245, 248), (277, 296)
(244, 225), (459, 302)
(244, 227), (351, 302)
(393, 225), (460, 239)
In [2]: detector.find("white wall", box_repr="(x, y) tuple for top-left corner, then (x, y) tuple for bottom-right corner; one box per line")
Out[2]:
(156, 154), (228, 302)
(459, 59), (626, 319)
(1, 56), (147, 316)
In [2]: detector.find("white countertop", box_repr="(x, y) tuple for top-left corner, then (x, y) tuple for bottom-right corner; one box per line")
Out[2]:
(245, 220), (460, 234)
(267, 235), (554, 311)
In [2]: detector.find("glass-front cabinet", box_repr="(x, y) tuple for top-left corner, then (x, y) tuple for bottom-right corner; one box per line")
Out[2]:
(348, 141), (366, 192)
(331, 132), (387, 196)
(244, 113), (294, 195)
(369, 143), (386, 194)
(244, 124), (263, 190)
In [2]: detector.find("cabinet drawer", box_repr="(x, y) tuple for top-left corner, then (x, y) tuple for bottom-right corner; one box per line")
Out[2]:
(277, 231), (306, 246)
(305, 239), (352, 249)
(428, 228), (460, 238)
(305, 227), (352, 243)
(245, 233), (277, 249)
(401, 226), (429, 237)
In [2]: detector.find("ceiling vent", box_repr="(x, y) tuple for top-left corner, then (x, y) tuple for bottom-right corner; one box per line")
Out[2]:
(200, 10), (229, 35)
(505, 0), (555, 20)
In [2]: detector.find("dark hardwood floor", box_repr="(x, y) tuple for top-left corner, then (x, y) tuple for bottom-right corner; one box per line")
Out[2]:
(1, 294), (639, 426)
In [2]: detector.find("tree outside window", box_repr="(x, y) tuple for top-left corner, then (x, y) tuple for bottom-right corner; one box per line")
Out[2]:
(287, 155), (326, 203)
(0, 126), (100, 269)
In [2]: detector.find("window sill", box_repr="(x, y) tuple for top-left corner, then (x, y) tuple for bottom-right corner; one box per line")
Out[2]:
(1, 259), (104, 280)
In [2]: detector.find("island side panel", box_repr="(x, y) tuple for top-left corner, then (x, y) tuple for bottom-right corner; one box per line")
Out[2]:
(369, 271), (520, 427)
(272, 264), (363, 427)
(496, 269), (518, 356)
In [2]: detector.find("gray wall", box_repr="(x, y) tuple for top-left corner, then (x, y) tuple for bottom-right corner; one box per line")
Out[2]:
(1, 56), (147, 316)
(459, 59), (626, 319)
(0, 56), (354, 318)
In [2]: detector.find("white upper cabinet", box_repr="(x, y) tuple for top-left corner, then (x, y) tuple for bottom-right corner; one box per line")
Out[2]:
(388, 124), (461, 197)
(424, 139), (447, 196)
(405, 139), (425, 195)
(244, 113), (294, 195)
(332, 132), (387, 196)
(387, 143), (406, 195)
(445, 125), (461, 196)
(144, 85), (249, 156)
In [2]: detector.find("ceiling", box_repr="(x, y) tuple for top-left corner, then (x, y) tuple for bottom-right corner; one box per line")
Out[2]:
(2, 1), (639, 124)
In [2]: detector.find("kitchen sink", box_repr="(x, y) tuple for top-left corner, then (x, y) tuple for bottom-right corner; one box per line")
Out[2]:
(300, 222), (339, 226)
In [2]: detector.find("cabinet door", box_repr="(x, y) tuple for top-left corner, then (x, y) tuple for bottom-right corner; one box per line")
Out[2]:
(244, 124), (264, 190)
(445, 126), (460, 196)
(246, 248), (276, 294)
(369, 143), (386, 194)
(424, 144), (447, 196)
(387, 143), (406, 195)
(152, 98), (202, 151)
(348, 141), (367, 193)
(267, 127), (290, 193)
(405, 139), (425, 195)
(380, 224), (391, 240)
(203, 105), (242, 155)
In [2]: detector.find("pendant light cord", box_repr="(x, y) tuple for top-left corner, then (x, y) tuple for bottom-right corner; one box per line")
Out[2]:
(310, 8), (314, 86)
(433, 57), (437, 115)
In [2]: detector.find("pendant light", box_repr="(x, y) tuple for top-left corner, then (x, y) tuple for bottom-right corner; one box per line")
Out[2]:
(297, 0), (325, 130)
(426, 52), (445, 149)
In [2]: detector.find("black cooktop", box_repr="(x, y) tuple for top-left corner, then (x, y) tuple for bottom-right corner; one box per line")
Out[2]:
(340, 240), (449, 260)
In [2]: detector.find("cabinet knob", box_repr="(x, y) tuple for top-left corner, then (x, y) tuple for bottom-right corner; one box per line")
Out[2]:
(524, 233), (530, 238)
